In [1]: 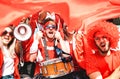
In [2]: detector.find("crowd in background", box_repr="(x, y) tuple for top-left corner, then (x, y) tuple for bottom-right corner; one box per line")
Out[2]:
(0, 10), (120, 79)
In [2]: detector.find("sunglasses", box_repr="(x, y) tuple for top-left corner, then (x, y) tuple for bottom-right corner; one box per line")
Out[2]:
(1, 30), (13, 36)
(45, 25), (56, 29)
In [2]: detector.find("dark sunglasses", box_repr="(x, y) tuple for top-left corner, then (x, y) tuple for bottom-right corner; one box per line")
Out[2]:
(2, 30), (13, 36)
(45, 25), (56, 29)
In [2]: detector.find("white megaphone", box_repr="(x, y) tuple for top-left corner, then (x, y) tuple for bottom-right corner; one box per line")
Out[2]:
(14, 23), (32, 41)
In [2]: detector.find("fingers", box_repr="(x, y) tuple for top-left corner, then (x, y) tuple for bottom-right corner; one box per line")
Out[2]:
(35, 31), (43, 40)
(55, 31), (62, 40)
(37, 31), (43, 38)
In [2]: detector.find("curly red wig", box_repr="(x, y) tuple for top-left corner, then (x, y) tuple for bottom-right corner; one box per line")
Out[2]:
(86, 21), (119, 50)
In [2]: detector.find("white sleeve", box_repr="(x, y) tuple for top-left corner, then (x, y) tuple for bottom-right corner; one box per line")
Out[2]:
(30, 39), (39, 54)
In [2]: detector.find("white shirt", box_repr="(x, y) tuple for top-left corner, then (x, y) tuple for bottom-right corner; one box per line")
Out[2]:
(2, 47), (14, 76)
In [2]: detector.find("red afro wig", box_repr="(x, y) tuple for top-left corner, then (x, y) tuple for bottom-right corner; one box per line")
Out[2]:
(86, 21), (119, 50)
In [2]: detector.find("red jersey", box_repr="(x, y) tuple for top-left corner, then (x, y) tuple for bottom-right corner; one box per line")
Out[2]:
(38, 38), (59, 60)
(34, 38), (61, 75)
(86, 50), (120, 78)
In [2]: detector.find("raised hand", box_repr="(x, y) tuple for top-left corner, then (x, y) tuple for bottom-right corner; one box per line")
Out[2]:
(55, 31), (62, 40)
(35, 31), (43, 41)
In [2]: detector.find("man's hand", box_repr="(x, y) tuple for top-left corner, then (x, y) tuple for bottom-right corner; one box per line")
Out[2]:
(35, 31), (43, 41)
(55, 31), (62, 40)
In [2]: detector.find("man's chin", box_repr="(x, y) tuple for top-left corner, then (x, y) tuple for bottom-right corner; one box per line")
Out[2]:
(101, 49), (109, 54)
(48, 36), (54, 39)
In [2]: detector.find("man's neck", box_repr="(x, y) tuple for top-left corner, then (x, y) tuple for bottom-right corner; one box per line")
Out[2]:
(45, 37), (55, 42)
(99, 50), (111, 56)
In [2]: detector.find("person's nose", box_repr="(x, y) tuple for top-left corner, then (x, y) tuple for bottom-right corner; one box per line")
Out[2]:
(100, 38), (104, 42)
(6, 33), (10, 36)
(49, 27), (53, 29)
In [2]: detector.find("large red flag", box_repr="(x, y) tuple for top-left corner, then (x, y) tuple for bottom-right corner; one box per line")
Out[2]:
(1, 0), (120, 32)
(1, 0), (120, 70)
(0, 1), (69, 32)
(0, 0), (50, 33)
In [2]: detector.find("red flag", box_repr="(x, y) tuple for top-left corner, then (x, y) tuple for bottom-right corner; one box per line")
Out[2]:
(0, 1), (50, 33)
(1, 0), (120, 70)
(1, 0), (120, 32)
(0, 1), (70, 34)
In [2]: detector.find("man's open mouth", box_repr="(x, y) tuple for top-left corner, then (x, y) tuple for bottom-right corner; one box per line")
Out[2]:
(100, 43), (106, 47)
(49, 31), (53, 34)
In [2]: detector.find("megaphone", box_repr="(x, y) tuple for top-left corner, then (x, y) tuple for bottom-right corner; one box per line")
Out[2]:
(14, 23), (32, 41)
